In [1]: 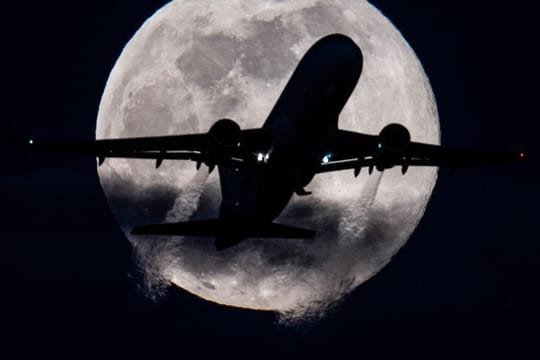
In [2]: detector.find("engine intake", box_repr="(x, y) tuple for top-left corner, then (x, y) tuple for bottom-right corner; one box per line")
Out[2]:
(209, 119), (241, 150)
(379, 123), (411, 151)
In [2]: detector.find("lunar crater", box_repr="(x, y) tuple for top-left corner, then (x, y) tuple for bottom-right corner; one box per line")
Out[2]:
(176, 32), (239, 88)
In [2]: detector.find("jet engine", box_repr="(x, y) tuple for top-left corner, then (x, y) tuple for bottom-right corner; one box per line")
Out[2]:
(375, 123), (411, 172)
(201, 119), (242, 170)
(209, 118), (242, 150)
(379, 123), (411, 152)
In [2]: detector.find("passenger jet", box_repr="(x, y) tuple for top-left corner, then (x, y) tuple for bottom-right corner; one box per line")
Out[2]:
(27, 34), (524, 249)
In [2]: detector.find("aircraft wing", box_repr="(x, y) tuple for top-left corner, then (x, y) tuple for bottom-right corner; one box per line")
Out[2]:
(25, 119), (272, 169)
(317, 125), (525, 174)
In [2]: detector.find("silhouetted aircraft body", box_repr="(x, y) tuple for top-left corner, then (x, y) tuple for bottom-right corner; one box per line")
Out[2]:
(27, 34), (524, 250)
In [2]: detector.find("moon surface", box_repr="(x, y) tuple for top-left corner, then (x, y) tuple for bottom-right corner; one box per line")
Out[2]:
(96, 0), (439, 320)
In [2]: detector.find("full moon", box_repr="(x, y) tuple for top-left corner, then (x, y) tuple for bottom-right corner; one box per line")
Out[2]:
(96, 0), (439, 320)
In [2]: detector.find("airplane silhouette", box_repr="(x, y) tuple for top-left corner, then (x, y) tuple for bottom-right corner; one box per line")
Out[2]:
(27, 34), (524, 250)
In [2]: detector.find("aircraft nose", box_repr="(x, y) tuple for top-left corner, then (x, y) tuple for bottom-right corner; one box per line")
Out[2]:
(316, 34), (363, 68)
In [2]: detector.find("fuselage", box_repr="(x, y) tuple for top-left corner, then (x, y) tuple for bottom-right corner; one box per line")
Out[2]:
(217, 34), (363, 246)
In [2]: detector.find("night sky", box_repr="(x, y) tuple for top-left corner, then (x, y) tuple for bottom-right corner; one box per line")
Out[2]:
(3, 0), (538, 358)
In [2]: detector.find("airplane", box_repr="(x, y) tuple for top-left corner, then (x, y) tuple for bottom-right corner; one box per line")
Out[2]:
(26, 34), (525, 250)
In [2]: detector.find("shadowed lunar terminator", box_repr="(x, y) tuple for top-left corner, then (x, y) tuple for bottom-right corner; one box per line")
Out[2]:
(27, 34), (525, 250)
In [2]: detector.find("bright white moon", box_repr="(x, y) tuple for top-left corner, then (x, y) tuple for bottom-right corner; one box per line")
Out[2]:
(96, 0), (439, 320)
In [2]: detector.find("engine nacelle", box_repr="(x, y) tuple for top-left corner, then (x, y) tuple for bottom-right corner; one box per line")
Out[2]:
(375, 123), (411, 172)
(379, 123), (411, 152)
(208, 118), (241, 151)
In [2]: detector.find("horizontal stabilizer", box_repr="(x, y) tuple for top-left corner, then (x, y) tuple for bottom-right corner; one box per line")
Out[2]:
(253, 222), (316, 238)
(132, 219), (219, 237)
(132, 219), (316, 239)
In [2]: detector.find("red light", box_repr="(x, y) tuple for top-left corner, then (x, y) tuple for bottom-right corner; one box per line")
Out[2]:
(519, 152), (525, 159)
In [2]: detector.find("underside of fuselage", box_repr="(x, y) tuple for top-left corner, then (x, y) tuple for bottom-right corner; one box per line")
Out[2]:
(216, 34), (363, 245)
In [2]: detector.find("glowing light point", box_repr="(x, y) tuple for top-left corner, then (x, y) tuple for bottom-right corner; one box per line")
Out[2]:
(519, 152), (525, 159)
(377, 143), (382, 149)
(28, 139), (34, 145)
(322, 153), (332, 164)
(257, 153), (264, 162)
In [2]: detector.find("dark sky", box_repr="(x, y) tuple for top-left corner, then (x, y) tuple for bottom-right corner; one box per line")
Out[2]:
(3, 0), (538, 359)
